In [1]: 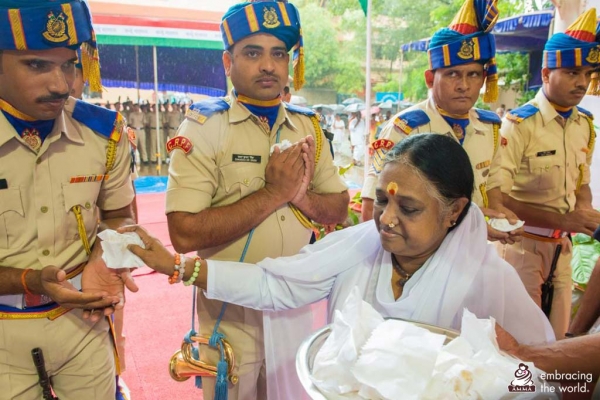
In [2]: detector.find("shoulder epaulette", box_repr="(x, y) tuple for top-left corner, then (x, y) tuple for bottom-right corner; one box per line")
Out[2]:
(186, 97), (230, 124)
(475, 108), (502, 125)
(505, 104), (539, 124)
(284, 103), (316, 117)
(392, 109), (430, 134)
(72, 100), (123, 142)
(577, 106), (594, 120)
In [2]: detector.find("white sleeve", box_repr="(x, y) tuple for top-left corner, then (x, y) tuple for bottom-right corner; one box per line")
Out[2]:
(206, 221), (382, 311)
(206, 259), (334, 311)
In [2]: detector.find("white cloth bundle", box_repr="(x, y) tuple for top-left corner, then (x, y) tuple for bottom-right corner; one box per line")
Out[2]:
(311, 297), (556, 400)
(310, 288), (384, 398)
(97, 229), (146, 269)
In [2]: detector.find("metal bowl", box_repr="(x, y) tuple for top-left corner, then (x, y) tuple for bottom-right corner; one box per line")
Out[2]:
(295, 319), (459, 400)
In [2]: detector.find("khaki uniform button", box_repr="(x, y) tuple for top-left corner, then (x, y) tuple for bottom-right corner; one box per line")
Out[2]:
(74, 233), (80, 239)
(85, 202), (91, 209)
(281, 215), (285, 221)
(40, 206), (48, 213)
(36, 158), (43, 165)
(544, 165), (550, 171)
(243, 178), (249, 185)
(42, 249), (50, 256)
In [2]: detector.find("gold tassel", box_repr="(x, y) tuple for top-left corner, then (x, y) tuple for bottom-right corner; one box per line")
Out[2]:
(483, 73), (498, 103)
(72, 205), (92, 255)
(587, 72), (600, 96)
(293, 41), (305, 90)
(289, 204), (314, 229)
(492, 123), (499, 155)
(479, 182), (489, 208)
(81, 42), (103, 93)
(577, 114), (597, 193)
(287, 114), (324, 229)
(309, 115), (323, 164)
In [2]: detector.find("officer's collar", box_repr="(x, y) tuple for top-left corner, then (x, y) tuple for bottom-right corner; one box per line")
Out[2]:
(236, 92), (282, 108)
(436, 106), (469, 120)
(228, 91), (300, 133)
(537, 89), (579, 126)
(427, 97), (486, 131)
(0, 106), (80, 151)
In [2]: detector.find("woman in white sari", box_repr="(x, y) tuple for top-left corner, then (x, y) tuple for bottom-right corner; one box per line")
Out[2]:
(125, 134), (555, 397)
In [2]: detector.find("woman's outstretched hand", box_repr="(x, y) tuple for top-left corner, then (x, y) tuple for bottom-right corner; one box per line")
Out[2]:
(118, 225), (175, 276)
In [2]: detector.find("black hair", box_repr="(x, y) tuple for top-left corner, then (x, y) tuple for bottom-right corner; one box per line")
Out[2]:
(383, 133), (474, 228)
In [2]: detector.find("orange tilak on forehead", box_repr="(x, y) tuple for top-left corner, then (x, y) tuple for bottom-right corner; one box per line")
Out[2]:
(387, 181), (398, 195)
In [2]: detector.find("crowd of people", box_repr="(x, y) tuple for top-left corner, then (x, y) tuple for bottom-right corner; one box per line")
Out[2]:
(1, 1), (600, 400)
(97, 100), (188, 165)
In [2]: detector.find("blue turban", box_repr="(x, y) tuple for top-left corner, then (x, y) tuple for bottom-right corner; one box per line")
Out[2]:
(543, 8), (600, 69)
(220, 0), (305, 89)
(427, 0), (499, 102)
(0, 0), (101, 91)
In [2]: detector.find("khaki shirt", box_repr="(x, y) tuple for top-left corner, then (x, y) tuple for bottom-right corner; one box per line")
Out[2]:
(145, 111), (163, 129)
(127, 111), (145, 130)
(166, 96), (348, 263)
(362, 97), (501, 208)
(0, 98), (134, 271)
(166, 111), (182, 129)
(489, 90), (594, 215)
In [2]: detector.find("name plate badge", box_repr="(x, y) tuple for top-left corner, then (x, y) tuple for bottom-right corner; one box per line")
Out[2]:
(232, 154), (262, 163)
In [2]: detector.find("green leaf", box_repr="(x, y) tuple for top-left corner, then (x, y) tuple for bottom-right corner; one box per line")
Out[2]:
(572, 239), (600, 286)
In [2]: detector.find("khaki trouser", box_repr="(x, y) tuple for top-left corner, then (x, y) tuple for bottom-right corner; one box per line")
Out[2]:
(197, 292), (267, 400)
(149, 128), (167, 162)
(134, 127), (148, 163)
(497, 236), (573, 340)
(0, 309), (115, 400)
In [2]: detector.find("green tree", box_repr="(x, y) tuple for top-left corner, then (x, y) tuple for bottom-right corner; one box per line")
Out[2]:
(297, 3), (340, 88)
(296, 0), (535, 102)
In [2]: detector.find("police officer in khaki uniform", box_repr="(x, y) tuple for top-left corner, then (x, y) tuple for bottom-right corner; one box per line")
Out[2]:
(488, 9), (600, 340)
(146, 103), (166, 163)
(361, 0), (520, 243)
(0, 1), (138, 398)
(128, 103), (148, 165)
(165, 1), (349, 399)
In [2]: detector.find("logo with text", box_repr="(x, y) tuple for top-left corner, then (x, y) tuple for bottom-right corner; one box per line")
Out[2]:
(508, 363), (536, 393)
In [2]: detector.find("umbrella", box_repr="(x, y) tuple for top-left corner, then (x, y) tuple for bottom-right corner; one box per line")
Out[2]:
(312, 104), (334, 114)
(343, 103), (366, 113)
(342, 97), (364, 106)
(329, 104), (346, 114)
(290, 95), (308, 106)
(379, 100), (395, 109)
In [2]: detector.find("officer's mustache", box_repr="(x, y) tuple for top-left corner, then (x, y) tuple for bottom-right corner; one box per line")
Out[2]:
(37, 93), (69, 103)
(257, 73), (278, 80)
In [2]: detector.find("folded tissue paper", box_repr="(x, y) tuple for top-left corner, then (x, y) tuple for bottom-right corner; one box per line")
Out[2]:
(97, 229), (146, 269)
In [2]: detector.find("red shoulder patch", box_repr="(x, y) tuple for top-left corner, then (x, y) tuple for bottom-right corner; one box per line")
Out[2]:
(166, 136), (193, 154)
(371, 139), (395, 151)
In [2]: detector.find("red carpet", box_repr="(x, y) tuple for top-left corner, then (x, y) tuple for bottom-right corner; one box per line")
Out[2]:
(121, 193), (204, 400)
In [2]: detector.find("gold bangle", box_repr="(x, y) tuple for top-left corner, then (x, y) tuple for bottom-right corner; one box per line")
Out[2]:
(184, 256), (201, 286)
